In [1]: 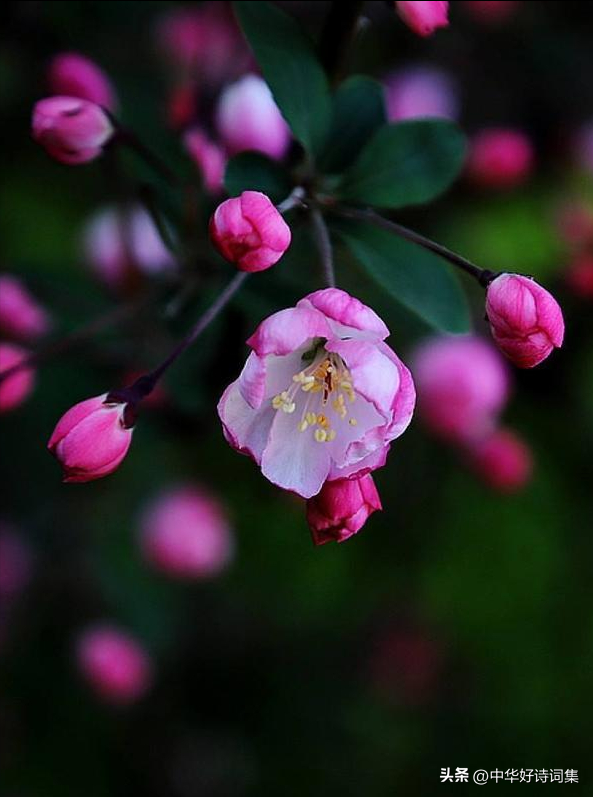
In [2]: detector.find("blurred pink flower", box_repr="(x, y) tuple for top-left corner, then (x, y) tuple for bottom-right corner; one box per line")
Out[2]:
(0, 275), (51, 340)
(555, 201), (593, 248)
(385, 65), (459, 122)
(463, 1), (520, 24)
(0, 524), (33, 599)
(306, 474), (382, 546)
(395, 1), (449, 37)
(166, 80), (199, 130)
(466, 128), (534, 189)
(0, 343), (35, 414)
(184, 127), (226, 193)
(32, 96), (114, 165)
(565, 252), (593, 299)
(468, 427), (533, 492)
(47, 52), (117, 110)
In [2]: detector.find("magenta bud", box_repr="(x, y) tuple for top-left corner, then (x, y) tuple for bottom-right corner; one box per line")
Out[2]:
(209, 191), (291, 272)
(306, 474), (382, 546)
(0, 275), (52, 341)
(183, 127), (226, 194)
(395, 1), (449, 37)
(32, 96), (114, 165)
(139, 485), (233, 579)
(76, 624), (153, 705)
(0, 343), (35, 414)
(466, 128), (534, 189)
(47, 394), (133, 483)
(468, 427), (533, 492)
(485, 273), (565, 368)
(47, 52), (117, 111)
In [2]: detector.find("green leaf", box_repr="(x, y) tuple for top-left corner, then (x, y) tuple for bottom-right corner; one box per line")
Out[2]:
(224, 152), (293, 204)
(319, 75), (387, 173)
(233, 1), (331, 155)
(336, 120), (466, 209)
(333, 219), (471, 334)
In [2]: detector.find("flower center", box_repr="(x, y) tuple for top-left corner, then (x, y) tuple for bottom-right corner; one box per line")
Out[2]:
(271, 348), (357, 443)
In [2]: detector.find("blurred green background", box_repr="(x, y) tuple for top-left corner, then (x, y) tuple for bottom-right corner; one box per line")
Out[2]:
(1, 1), (593, 794)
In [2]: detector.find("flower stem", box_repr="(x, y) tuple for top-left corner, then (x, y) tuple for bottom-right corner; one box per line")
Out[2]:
(319, 0), (366, 84)
(310, 207), (336, 288)
(116, 128), (181, 188)
(333, 206), (498, 287)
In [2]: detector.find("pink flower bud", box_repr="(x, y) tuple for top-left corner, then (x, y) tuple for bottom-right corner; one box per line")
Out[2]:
(0, 524), (33, 600)
(463, 1), (520, 24)
(413, 336), (509, 444)
(0, 343), (35, 414)
(306, 475), (382, 546)
(0, 275), (51, 341)
(215, 74), (291, 161)
(485, 274), (565, 368)
(47, 52), (117, 111)
(32, 96), (114, 165)
(565, 253), (593, 299)
(209, 191), (291, 272)
(466, 128), (534, 189)
(395, 1), (449, 37)
(468, 427), (532, 492)
(47, 394), (133, 483)
(183, 127), (226, 194)
(385, 66), (459, 122)
(76, 624), (153, 705)
(139, 485), (233, 579)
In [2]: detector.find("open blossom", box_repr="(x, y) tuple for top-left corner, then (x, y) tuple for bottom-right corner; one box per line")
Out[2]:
(395, 1), (449, 37)
(412, 336), (509, 443)
(385, 66), (459, 122)
(215, 74), (291, 160)
(48, 394), (133, 483)
(48, 52), (116, 110)
(468, 427), (533, 492)
(210, 191), (291, 272)
(0, 275), (51, 340)
(485, 274), (565, 368)
(139, 485), (233, 578)
(184, 127), (226, 193)
(306, 474), (382, 546)
(218, 289), (416, 499)
(466, 128), (534, 189)
(32, 96), (114, 165)
(0, 343), (35, 413)
(76, 624), (153, 705)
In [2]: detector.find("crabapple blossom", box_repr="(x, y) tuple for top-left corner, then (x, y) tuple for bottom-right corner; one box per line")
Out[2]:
(0, 275), (51, 340)
(306, 474), (382, 546)
(48, 394), (134, 483)
(384, 66), (459, 122)
(47, 52), (116, 110)
(485, 274), (565, 368)
(215, 74), (291, 160)
(468, 427), (533, 492)
(76, 624), (153, 705)
(32, 96), (114, 165)
(139, 485), (233, 578)
(395, 1), (449, 37)
(218, 288), (416, 499)
(209, 191), (291, 272)
(0, 343), (35, 413)
(412, 336), (509, 443)
(466, 128), (534, 189)
(184, 127), (226, 193)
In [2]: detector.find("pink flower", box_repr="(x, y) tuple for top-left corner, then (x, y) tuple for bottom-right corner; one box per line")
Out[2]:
(82, 206), (176, 290)
(0, 343), (35, 413)
(466, 128), (534, 189)
(395, 1), (449, 36)
(0, 275), (51, 340)
(32, 96), (114, 165)
(485, 274), (565, 368)
(76, 624), (153, 705)
(0, 524), (33, 599)
(463, 1), (520, 24)
(47, 52), (116, 110)
(566, 253), (593, 299)
(139, 485), (233, 578)
(184, 127), (226, 193)
(306, 474), (382, 546)
(412, 336), (509, 443)
(218, 288), (416, 499)
(209, 191), (291, 272)
(215, 74), (291, 160)
(48, 394), (134, 483)
(468, 427), (532, 492)
(385, 66), (459, 122)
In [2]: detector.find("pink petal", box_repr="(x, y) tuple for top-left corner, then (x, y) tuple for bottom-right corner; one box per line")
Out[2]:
(299, 288), (389, 339)
(246, 307), (331, 357)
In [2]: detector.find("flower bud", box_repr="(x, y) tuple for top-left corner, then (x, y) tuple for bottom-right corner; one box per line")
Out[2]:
(385, 66), (459, 122)
(47, 52), (116, 110)
(412, 336), (509, 444)
(47, 394), (133, 483)
(215, 74), (290, 160)
(395, 1), (449, 37)
(32, 96), (114, 165)
(468, 427), (532, 492)
(485, 274), (565, 368)
(306, 475), (382, 546)
(0, 343), (35, 414)
(209, 191), (291, 272)
(466, 128), (534, 189)
(75, 624), (153, 705)
(0, 275), (52, 340)
(183, 127), (226, 194)
(139, 485), (233, 579)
